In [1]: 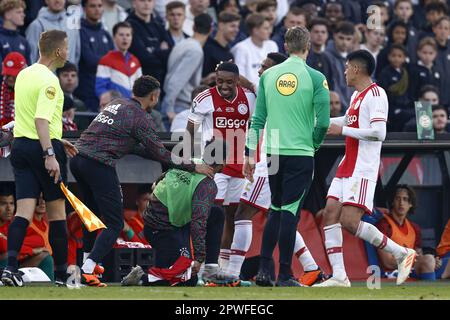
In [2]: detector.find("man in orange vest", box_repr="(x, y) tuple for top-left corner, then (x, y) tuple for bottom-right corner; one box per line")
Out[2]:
(19, 194), (54, 281)
(0, 188), (15, 268)
(436, 218), (450, 279)
(123, 184), (151, 245)
(376, 185), (449, 280)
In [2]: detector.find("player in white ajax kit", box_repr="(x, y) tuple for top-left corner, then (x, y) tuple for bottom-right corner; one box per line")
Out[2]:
(218, 53), (324, 286)
(314, 50), (416, 287)
(186, 62), (255, 279)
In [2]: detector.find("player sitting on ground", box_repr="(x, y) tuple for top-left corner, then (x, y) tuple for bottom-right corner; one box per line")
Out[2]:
(218, 52), (325, 286)
(121, 139), (231, 287)
(314, 50), (417, 287)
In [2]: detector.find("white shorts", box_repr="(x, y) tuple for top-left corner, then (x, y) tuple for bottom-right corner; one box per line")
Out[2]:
(214, 173), (245, 205)
(240, 175), (271, 211)
(326, 176), (376, 213)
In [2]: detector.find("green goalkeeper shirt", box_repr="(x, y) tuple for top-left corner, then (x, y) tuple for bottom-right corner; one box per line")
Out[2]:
(247, 55), (330, 156)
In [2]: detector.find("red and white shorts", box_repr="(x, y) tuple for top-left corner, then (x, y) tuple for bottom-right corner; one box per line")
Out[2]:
(239, 175), (271, 212)
(214, 173), (245, 206)
(326, 176), (376, 213)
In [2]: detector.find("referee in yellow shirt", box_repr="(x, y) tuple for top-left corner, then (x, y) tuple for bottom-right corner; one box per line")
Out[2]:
(1, 30), (78, 287)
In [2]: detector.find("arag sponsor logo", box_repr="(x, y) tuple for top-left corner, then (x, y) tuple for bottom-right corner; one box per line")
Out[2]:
(276, 73), (298, 96)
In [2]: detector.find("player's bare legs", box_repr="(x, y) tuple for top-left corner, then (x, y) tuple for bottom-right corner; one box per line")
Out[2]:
(219, 204), (237, 270)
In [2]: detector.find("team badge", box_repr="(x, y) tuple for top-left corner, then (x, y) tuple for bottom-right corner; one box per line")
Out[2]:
(238, 104), (248, 115)
(353, 99), (361, 110)
(276, 73), (297, 96)
(45, 86), (56, 100)
(419, 114), (432, 129)
(323, 79), (329, 90)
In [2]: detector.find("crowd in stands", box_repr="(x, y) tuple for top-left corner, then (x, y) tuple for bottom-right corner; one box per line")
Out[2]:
(0, 0), (449, 133)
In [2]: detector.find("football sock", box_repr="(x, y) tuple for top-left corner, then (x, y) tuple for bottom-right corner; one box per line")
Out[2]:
(277, 211), (299, 281)
(324, 223), (347, 280)
(355, 221), (407, 261)
(6, 216), (29, 271)
(38, 254), (55, 282)
(294, 231), (318, 272)
(419, 272), (436, 281)
(205, 205), (224, 264)
(228, 220), (252, 276)
(49, 220), (68, 281)
(259, 209), (281, 271)
(219, 249), (230, 270)
(81, 258), (96, 274)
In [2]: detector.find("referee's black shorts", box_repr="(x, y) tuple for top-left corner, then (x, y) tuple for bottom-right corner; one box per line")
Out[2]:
(268, 155), (314, 216)
(10, 137), (67, 201)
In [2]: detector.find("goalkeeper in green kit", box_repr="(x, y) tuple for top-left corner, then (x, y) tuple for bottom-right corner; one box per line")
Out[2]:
(244, 26), (330, 286)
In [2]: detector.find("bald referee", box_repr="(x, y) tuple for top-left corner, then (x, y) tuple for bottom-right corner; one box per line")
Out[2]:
(245, 27), (330, 286)
(1, 30), (78, 287)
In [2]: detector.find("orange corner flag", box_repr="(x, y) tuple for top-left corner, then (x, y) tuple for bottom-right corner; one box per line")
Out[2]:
(60, 183), (106, 232)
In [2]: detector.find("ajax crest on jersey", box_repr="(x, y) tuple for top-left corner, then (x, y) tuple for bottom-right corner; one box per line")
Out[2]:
(276, 73), (298, 96)
(238, 103), (248, 115)
(353, 99), (361, 110)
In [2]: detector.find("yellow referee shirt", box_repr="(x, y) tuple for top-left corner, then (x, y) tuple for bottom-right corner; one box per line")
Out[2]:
(13, 63), (64, 140)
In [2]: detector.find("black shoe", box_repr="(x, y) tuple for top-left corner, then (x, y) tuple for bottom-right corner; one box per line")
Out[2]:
(255, 269), (274, 287)
(276, 277), (303, 287)
(1, 268), (24, 287)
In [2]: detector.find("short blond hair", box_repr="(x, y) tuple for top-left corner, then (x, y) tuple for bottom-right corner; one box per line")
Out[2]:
(0, 0), (26, 17)
(285, 26), (310, 54)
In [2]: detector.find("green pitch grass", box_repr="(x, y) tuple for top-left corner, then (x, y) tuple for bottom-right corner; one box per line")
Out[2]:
(0, 281), (449, 300)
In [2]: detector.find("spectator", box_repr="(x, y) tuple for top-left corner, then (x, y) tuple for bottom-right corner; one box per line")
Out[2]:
(255, 0), (277, 31)
(170, 84), (209, 132)
(241, 0), (262, 19)
(323, 0), (345, 31)
(378, 44), (413, 132)
(25, 0), (81, 64)
(370, 1), (391, 27)
(292, 0), (321, 20)
(162, 13), (212, 124)
(75, 0), (114, 112)
(231, 13), (277, 89)
(23, 0), (45, 29)
(421, 1), (448, 38)
(202, 12), (240, 79)
(419, 84), (441, 106)
(306, 18), (334, 91)
(96, 21), (142, 101)
(432, 104), (449, 134)
(360, 27), (385, 62)
(272, 6), (307, 55)
(375, 20), (409, 79)
(102, 0), (128, 35)
(166, 1), (188, 48)
(329, 90), (342, 117)
(0, 0), (31, 69)
(436, 217), (450, 279)
(56, 62), (86, 111)
(123, 184), (152, 245)
(376, 185), (439, 281)
(0, 189), (15, 268)
(183, 0), (211, 37)
(19, 195), (54, 281)
(215, 0), (242, 16)
(408, 37), (442, 103)
(392, 0), (419, 64)
(0, 52), (26, 127)
(325, 21), (355, 108)
(62, 94), (78, 132)
(98, 89), (121, 111)
(432, 16), (450, 108)
(403, 84), (441, 132)
(126, 0), (171, 82)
